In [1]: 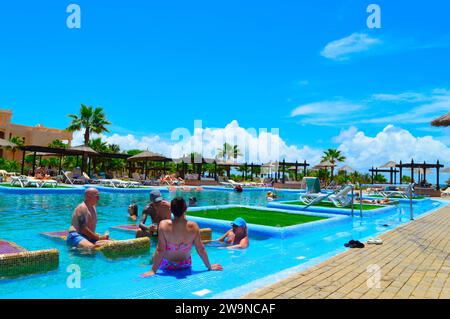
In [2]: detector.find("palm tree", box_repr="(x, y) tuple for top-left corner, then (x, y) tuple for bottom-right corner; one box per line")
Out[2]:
(89, 138), (108, 173)
(66, 104), (111, 172)
(232, 145), (242, 160)
(7, 136), (24, 161)
(48, 139), (67, 149)
(321, 148), (346, 178)
(66, 104), (111, 146)
(217, 143), (233, 161)
(107, 144), (120, 154)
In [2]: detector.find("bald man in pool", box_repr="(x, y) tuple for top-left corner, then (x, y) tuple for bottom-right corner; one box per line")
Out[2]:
(66, 188), (112, 249)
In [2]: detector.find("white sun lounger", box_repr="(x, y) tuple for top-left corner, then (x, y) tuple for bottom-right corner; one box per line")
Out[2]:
(328, 185), (354, 207)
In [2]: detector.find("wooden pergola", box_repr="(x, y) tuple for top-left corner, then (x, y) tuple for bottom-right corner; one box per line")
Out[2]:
(127, 151), (172, 180)
(396, 159), (444, 190)
(174, 155), (217, 180)
(18, 145), (131, 176)
(275, 159), (310, 183)
(369, 167), (400, 184)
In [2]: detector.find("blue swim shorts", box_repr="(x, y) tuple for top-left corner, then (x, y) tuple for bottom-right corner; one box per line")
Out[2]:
(66, 231), (95, 247)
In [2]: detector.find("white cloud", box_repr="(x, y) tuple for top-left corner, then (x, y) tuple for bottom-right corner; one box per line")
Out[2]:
(335, 125), (450, 170)
(72, 120), (450, 173)
(290, 101), (365, 126)
(371, 92), (428, 103)
(72, 121), (324, 165)
(321, 33), (381, 61)
(364, 89), (450, 124)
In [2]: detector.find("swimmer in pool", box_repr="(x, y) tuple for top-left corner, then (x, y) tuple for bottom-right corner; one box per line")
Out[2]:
(141, 197), (223, 277)
(136, 190), (171, 238)
(215, 217), (249, 249)
(128, 204), (138, 221)
(188, 197), (197, 207)
(266, 191), (277, 201)
(66, 188), (112, 249)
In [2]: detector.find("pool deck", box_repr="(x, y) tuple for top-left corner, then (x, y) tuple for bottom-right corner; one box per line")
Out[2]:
(243, 203), (450, 299)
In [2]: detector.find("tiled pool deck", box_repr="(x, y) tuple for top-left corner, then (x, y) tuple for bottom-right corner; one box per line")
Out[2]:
(243, 203), (450, 299)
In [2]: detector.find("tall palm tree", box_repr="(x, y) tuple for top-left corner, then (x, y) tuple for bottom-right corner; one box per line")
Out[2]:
(7, 136), (24, 161)
(321, 148), (346, 178)
(217, 143), (233, 161)
(66, 104), (111, 146)
(66, 104), (111, 172)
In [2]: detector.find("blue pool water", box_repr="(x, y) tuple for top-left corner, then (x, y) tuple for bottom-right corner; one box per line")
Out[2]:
(0, 188), (446, 298)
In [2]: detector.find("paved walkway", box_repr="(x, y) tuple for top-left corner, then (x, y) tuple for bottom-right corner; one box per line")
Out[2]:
(243, 204), (450, 299)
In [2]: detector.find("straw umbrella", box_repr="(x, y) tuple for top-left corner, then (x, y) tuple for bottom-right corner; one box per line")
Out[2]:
(431, 112), (450, 127)
(127, 151), (169, 179)
(380, 161), (397, 168)
(68, 145), (99, 174)
(339, 165), (355, 173)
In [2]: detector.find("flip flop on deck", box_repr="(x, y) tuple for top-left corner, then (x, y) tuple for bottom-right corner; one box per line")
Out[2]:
(40, 230), (151, 259)
(367, 237), (383, 245)
(0, 239), (59, 278)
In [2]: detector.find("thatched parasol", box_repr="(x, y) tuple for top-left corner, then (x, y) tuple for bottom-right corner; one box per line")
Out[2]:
(380, 161), (397, 168)
(0, 138), (17, 148)
(68, 145), (99, 156)
(312, 160), (335, 169)
(431, 112), (450, 127)
(127, 150), (168, 162)
(338, 165), (355, 173)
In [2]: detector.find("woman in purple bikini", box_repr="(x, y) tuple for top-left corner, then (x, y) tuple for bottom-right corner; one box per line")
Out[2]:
(141, 197), (223, 277)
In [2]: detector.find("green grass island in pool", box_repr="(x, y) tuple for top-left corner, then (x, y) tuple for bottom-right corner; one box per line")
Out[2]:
(281, 201), (383, 211)
(187, 207), (327, 227)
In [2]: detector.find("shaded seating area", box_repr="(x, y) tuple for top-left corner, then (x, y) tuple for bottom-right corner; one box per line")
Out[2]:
(396, 160), (444, 197)
(127, 151), (174, 186)
(270, 160), (310, 189)
(369, 161), (400, 184)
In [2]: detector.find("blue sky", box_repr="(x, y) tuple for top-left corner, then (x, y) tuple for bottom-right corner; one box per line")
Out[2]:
(0, 0), (449, 170)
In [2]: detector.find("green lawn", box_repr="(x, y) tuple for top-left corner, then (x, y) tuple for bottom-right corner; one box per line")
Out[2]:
(282, 201), (382, 211)
(0, 183), (71, 189)
(369, 194), (425, 199)
(187, 207), (327, 227)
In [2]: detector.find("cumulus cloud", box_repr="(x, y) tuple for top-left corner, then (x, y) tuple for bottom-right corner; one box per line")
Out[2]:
(72, 121), (324, 164)
(321, 33), (381, 61)
(72, 122), (450, 172)
(335, 125), (450, 170)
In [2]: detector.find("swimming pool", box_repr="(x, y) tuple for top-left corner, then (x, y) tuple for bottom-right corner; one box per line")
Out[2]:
(0, 188), (446, 298)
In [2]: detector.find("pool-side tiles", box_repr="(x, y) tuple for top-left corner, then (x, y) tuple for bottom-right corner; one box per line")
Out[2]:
(41, 231), (151, 259)
(0, 240), (59, 278)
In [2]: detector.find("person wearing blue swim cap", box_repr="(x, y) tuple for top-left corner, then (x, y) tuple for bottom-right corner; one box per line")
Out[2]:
(216, 217), (249, 249)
